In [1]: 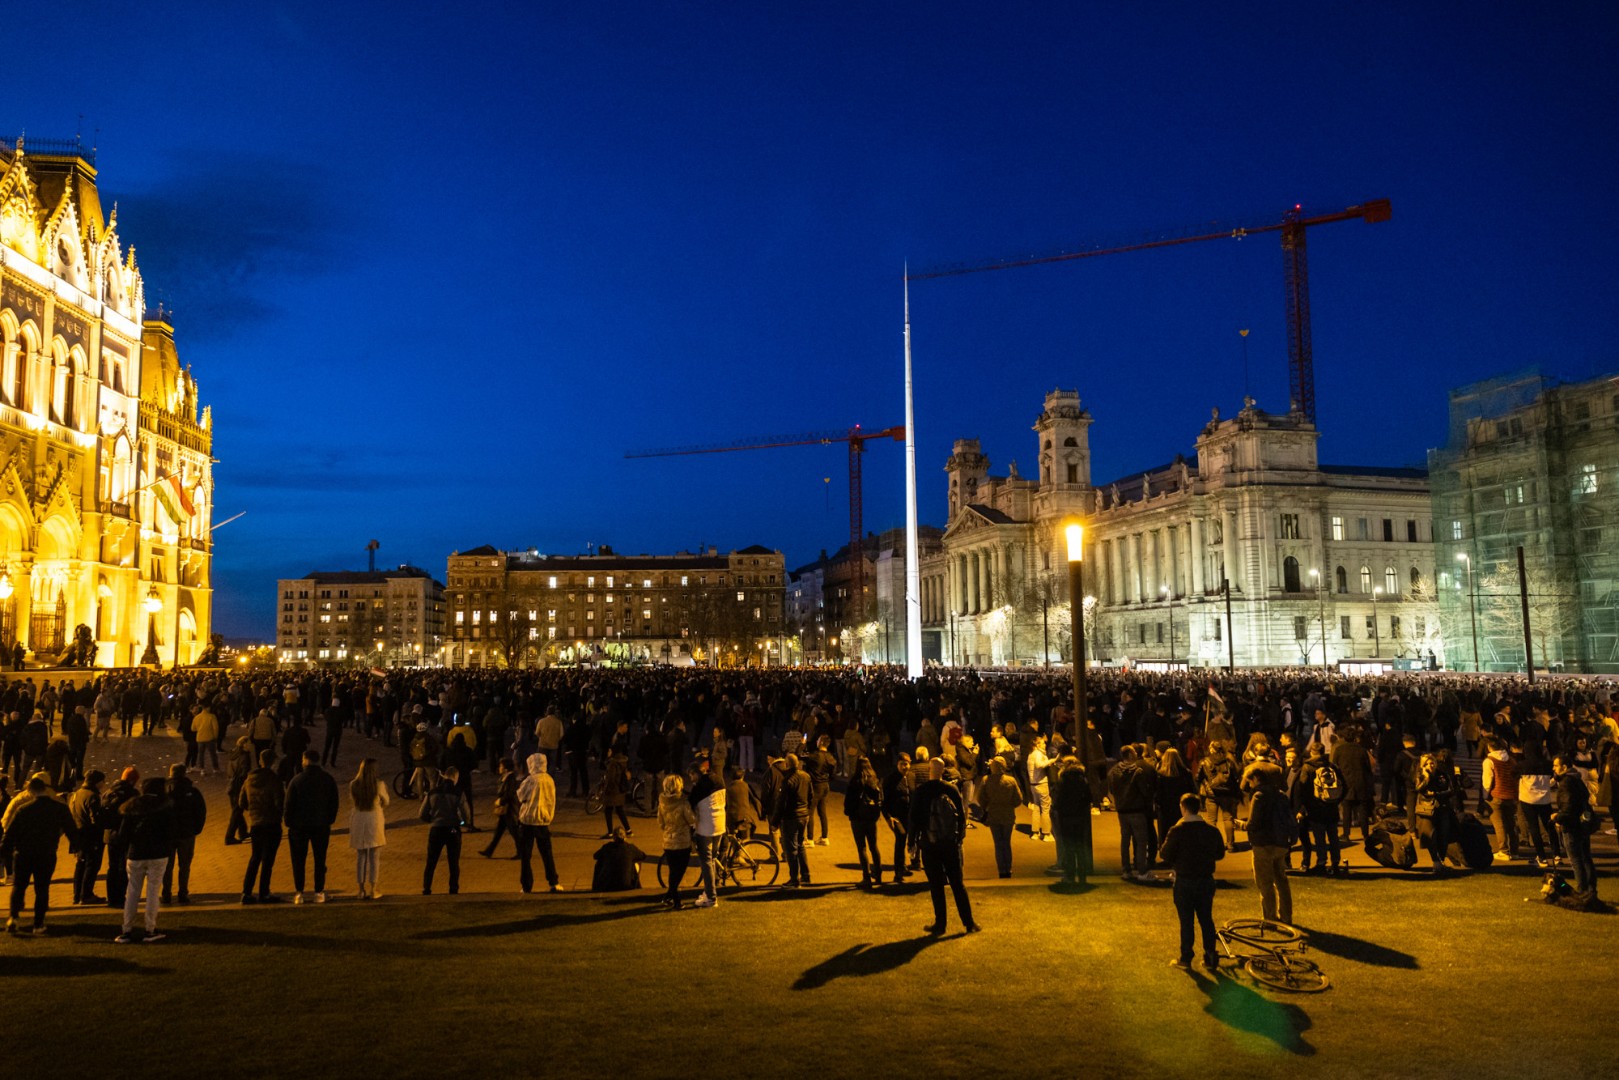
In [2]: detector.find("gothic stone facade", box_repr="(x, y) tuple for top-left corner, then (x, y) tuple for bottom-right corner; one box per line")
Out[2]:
(0, 139), (212, 667)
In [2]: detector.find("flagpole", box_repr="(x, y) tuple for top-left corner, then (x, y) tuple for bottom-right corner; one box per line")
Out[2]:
(903, 269), (923, 680)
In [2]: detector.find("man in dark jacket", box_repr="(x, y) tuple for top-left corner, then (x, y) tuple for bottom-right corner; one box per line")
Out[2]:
(239, 750), (285, 903)
(162, 765), (207, 905)
(1330, 729), (1376, 844)
(68, 770), (106, 905)
(1552, 756), (1597, 896)
(421, 767), (468, 895)
(101, 767), (141, 909)
(0, 772), (76, 934)
(224, 736), (254, 844)
(771, 754), (813, 888)
(1246, 768), (1297, 925)
(116, 777), (176, 943)
(285, 751), (340, 903)
(882, 754), (915, 882)
(1159, 793), (1227, 970)
(907, 757), (978, 935)
(1108, 747), (1156, 880)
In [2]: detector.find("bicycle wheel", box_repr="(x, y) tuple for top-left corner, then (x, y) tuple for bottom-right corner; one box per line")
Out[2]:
(1222, 919), (1304, 947)
(586, 791), (604, 815)
(1244, 955), (1329, 993)
(732, 839), (781, 888)
(655, 854), (667, 889)
(392, 770), (415, 799)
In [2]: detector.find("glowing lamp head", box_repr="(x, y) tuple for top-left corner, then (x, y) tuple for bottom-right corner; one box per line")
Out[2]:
(1065, 523), (1085, 563)
(0, 576), (12, 601)
(144, 590), (161, 615)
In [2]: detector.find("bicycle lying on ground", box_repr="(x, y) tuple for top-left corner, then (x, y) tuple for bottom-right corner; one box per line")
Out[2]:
(656, 829), (781, 890)
(1214, 919), (1330, 993)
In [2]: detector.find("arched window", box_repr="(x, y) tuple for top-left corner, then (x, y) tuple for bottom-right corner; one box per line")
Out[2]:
(1384, 567), (1398, 595)
(1359, 566), (1372, 593)
(13, 322), (36, 409)
(49, 338), (68, 423)
(1410, 566), (1422, 593)
(1335, 566), (1348, 593)
(64, 345), (86, 429)
(1283, 555), (1301, 593)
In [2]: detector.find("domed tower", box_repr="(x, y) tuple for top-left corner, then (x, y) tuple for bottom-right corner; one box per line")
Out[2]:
(945, 438), (988, 521)
(1034, 388), (1092, 489)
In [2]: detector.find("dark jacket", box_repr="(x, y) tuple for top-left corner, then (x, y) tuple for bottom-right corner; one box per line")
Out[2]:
(0, 791), (75, 860)
(101, 779), (140, 843)
(1107, 760), (1155, 814)
(168, 777), (208, 839)
(907, 778), (967, 850)
(882, 768), (913, 823)
(1551, 770), (1591, 827)
(284, 765), (340, 832)
(771, 767), (812, 826)
(68, 784), (104, 848)
(1246, 787), (1297, 848)
(117, 793), (177, 861)
(1158, 816), (1226, 880)
(239, 767), (286, 828)
(421, 780), (467, 831)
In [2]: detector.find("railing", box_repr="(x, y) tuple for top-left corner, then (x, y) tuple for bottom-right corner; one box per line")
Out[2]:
(3, 136), (94, 165)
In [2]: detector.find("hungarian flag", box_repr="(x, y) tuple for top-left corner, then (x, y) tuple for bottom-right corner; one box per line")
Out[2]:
(153, 473), (195, 520)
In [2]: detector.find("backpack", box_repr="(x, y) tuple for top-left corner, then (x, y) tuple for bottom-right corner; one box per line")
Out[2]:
(1313, 763), (1344, 804)
(850, 783), (881, 820)
(925, 789), (962, 847)
(1201, 756), (1234, 797)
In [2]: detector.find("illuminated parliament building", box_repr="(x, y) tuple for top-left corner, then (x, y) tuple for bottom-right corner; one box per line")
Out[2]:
(0, 138), (212, 667)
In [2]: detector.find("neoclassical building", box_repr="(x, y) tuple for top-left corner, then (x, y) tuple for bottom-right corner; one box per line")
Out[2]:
(920, 390), (1442, 668)
(0, 138), (212, 667)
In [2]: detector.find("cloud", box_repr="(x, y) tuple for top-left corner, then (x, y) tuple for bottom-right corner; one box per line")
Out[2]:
(114, 148), (351, 340)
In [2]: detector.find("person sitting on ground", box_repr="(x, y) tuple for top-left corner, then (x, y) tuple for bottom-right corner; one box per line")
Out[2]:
(592, 825), (646, 893)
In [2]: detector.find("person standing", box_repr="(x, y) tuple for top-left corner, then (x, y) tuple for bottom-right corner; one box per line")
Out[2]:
(114, 777), (175, 943)
(191, 704), (220, 776)
(803, 736), (836, 845)
(688, 752), (726, 908)
(1053, 755), (1095, 886)
(1025, 733), (1054, 843)
(535, 706), (565, 781)
(223, 736), (254, 845)
(68, 770), (106, 905)
(0, 772), (75, 935)
(1108, 746), (1155, 880)
(1245, 766), (1297, 925)
(285, 751), (339, 904)
(61, 706), (90, 779)
(1552, 755), (1597, 897)
(882, 754), (915, 883)
(1297, 744), (1343, 874)
(908, 757), (978, 935)
(348, 758), (389, 900)
(162, 765), (207, 905)
(1480, 738), (1520, 861)
(1159, 793), (1227, 970)
(657, 773), (697, 909)
(843, 757), (885, 888)
(977, 757), (1022, 879)
(239, 750), (286, 904)
(772, 753), (813, 888)
(516, 753), (564, 893)
(421, 766), (468, 895)
(101, 767), (141, 909)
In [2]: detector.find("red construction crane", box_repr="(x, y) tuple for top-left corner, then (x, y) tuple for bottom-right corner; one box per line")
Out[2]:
(626, 425), (906, 624)
(907, 199), (1391, 423)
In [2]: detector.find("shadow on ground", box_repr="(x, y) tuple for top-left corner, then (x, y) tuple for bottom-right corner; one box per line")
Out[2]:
(0, 953), (169, 978)
(1047, 881), (1098, 897)
(793, 935), (942, 990)
(412, 904), (658, 939)
(1189, 969), (1315, 1055)
(1294, 925), (1419, 969)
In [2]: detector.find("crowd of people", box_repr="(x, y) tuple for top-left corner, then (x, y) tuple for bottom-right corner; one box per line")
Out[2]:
(0, 663), (1612, 950)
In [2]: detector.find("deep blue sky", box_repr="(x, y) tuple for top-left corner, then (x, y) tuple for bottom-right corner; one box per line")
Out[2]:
(8, 3), (1618, 638)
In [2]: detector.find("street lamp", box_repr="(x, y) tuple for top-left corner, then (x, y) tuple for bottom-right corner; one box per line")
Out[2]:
(1457, 552), (1479, 673)
(1066, 523), (1088, 747)
(1309, 568), (1327, 673)
(141, 589), (161, 666)
(1160, 583), (1176, 666)
(1371, 586), (1383, 661)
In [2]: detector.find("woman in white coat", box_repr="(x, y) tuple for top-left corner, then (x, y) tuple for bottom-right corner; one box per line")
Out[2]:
(349, 758), (390, 898)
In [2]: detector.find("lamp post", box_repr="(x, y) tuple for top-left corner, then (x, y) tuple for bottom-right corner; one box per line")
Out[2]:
(1309, 568), (1327, 673)
(1066, 523), (1088, 746)
(141, 589), (161, 666)
(1457, 552), (1479, 673)
(1371, 586), (1383, 661)
(1160, 583), (1176, 667)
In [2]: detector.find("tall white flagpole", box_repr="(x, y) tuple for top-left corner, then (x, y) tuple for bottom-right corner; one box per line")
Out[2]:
(903, 268), (923, 679)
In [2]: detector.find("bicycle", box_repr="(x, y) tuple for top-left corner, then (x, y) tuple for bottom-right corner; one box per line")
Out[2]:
(1214, 918), (1329, 993)
(587, 777), (650, 816)
(656, 829), (781, 891)
(392, 765), (438, 800)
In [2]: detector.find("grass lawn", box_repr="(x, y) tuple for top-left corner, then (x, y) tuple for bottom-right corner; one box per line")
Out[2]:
(3, 858), (1611, 1080)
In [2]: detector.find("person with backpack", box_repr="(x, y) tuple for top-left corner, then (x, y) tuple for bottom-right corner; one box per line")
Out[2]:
(1108, 746), (1156, 880)
(1195, 741), (1241, 849)
(907, 756), (979, 935)
(516, 753), (564, 893)
(843, 756), (884, 888)
(240, 750), (286, 904)
(1297, 743), (1343, 874)
(420, 767), (468, 895)
(1246, 764), (1298, 925)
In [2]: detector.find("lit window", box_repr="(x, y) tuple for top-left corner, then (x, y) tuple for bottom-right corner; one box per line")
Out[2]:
(1359, 566), (1372, 593)
(548, 576), (557, 588)
(642, 608), (652, 619)
(606, 576), (614, 588)
(737, 591), (746, 602)
(643, 579), (651, 588)
(587, 576), (595, 587)
(1451, 520), (1463, 540)
(1580, 464), (1598, 494)
(681, 575), (689, 587)
(472, 611), (481, 624)
(548, 610), (557, 622)
(1330, 516), (1344, 541)
(547, 627), (557, 640)
(1384, 567), (1397, 594)
(489, 610), (499, 623)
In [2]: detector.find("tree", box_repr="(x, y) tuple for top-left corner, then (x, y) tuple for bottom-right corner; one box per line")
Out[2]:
(1477, 559), (1581, 670)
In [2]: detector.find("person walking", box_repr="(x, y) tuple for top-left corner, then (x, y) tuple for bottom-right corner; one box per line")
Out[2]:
(421, 767), (468, 895)
(843, 756), (884, 888)
(516, 753), (564, 893)
(239, 750), (286, 904)
(908, 756), (978, 934)
(0, 772), (75, 935)
(285, 751), (339, 903)
(191, 704), (221, 776)
(348, 758), (389, 900)
(162, 765), (207, 905)
(1159, 793), (1227, 970)
(114, 777), (176, 943)
(978, 757), (1021, 878)
(481, 758), (520, 858)
(657, 773), (697, 909)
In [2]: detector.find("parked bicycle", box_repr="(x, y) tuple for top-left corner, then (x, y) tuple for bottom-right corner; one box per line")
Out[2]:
(587, 776), (651, 816)
(1214, 919), (1329, 993)
(656, 829), (780, 890)
(392, 765), (439, 800)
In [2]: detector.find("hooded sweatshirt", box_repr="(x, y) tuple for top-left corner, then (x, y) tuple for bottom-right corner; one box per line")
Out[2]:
(517, 754), (556, 827)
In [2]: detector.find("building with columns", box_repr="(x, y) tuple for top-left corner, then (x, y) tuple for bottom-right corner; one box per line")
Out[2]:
(0, 137), (213, 668)
(921, 389), (1443, 669)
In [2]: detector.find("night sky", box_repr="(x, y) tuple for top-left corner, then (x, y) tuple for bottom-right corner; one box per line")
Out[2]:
(7, 3), (1617, 639)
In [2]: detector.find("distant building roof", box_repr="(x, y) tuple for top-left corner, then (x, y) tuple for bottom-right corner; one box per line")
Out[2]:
(1319, 464), (1428, 480)
(294, 566), (439, 585)
(964, 503), (1017, 525)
